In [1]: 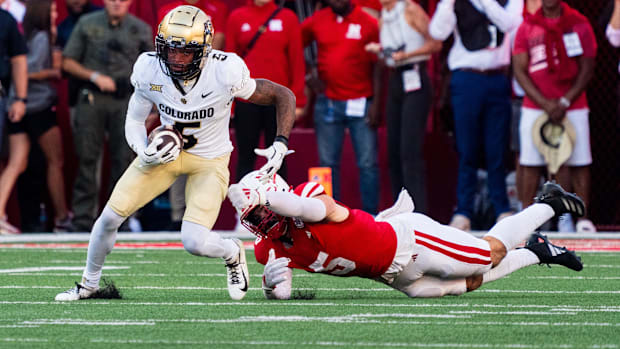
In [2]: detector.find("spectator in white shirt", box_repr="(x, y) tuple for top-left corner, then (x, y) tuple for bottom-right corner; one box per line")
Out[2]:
(429, 0), (523, 230)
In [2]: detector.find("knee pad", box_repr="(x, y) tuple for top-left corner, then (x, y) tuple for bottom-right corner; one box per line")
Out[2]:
(181, 220), (233, 258)
(95, 206), (125, 233)
(181, 228), (205, 256)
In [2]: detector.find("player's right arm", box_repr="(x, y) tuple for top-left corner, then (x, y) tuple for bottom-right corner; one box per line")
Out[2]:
(125, 54), (173, 166)
(125, 91), (151, 156)
(262, 183), (349, 223)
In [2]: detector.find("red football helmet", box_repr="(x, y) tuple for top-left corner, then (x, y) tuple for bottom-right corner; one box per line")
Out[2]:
(238, 171), (290, 239)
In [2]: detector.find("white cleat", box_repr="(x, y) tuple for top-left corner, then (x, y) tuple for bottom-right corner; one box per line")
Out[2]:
(225, 239), (249, 300)
(55, 282), (98, 301)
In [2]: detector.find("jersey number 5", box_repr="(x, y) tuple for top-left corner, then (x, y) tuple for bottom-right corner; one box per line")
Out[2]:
(173, 122), (200, 150)
(308, 251), (356, 275)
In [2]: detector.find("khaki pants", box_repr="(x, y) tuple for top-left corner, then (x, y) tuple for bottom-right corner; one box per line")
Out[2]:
(108, 152), (230, 229)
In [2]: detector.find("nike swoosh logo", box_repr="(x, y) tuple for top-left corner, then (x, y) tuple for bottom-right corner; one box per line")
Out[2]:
(201, 91), (213, 98)
(240, 267), (248, 292)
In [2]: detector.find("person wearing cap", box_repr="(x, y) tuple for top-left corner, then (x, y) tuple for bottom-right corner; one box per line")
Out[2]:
(512, 0), (596, 232)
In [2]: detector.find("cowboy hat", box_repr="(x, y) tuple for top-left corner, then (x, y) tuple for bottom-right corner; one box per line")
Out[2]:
(532, 113), (577, 175)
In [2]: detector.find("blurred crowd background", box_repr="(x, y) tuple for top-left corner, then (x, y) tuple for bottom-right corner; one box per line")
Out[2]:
(0, 0), (618, 234)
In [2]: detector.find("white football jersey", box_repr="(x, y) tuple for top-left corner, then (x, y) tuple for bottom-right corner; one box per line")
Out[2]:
(129, 50), (257, 158)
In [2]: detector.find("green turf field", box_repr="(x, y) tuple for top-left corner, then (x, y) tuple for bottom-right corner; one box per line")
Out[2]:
(1, 246), (619, 348)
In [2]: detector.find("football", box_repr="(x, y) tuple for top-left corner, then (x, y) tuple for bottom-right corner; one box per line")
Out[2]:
(147, 125), (183, 155)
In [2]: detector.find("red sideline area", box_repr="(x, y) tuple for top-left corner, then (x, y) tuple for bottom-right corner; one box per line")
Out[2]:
(0, 241), (251, 250)
(1, 240), (619, 252)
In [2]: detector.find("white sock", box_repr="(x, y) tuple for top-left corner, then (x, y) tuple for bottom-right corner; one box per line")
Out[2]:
(181, 220), (238, 260)
(482, 249), (540, 284)
(82, 206), (126, 289)
(485, 203), (554, 251)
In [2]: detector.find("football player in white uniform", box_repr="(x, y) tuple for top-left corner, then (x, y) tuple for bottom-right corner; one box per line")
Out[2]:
(55, 5), (296, 301)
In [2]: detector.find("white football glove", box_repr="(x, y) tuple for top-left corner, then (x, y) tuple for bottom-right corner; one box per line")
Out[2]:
(139, 138), (178, 167)
(262, 248), (292, 300)
(227, 183), (268, 215)
(254, 141), (295, 183)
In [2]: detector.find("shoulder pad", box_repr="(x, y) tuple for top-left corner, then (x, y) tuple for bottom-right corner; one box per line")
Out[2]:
(294, 182), (326, 198)
(211, 50), (247, 85)
(130, 52), (159, 90)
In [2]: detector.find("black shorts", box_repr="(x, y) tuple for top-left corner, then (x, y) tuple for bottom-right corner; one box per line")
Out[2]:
(6, 106), (57, 139)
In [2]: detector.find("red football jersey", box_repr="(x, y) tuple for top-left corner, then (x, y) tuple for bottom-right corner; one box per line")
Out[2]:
(301, 5), (379, 101)
(513, 7), (596, 110)
(254, 183), (398, 278)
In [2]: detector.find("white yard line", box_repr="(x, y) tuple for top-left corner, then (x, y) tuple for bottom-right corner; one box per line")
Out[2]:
(478, 289), (620, 294)
(3, 315), (620, 328)
(448, 311), (579, 315)
(22, 320), (155, 326)
(0, 272), (315, 277)
(0, 259), (261, 265)
(0, 266), (128, 273)
(0, 314), (619, 331)
(2, 285), (620, 294)
(526, 276), (620, 280)
(6, 337), (611, 348)
(1, 300), (619, 311)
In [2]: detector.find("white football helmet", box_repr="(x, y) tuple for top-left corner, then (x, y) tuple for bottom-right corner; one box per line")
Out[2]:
(237, 171), (290, 239)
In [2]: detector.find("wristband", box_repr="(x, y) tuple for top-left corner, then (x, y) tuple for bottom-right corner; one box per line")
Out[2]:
(14, 97), (28, 103)
(274, 135), (289, 147)
(559, 96), (571, 108)
(89, 71), (100, 83)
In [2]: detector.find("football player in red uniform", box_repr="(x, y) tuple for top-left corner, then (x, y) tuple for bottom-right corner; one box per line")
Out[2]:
(228, 171), (585, 299)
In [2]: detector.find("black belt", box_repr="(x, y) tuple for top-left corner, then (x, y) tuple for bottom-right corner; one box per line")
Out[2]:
(458, 66), (509, 76)
(395, 61), (427, 72)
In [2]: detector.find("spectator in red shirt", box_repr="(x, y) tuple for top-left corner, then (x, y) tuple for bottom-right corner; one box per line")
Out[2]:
(510, 0), (541, 216)
(302, 0), (382, 214)
(513, 0), (596, 232)
(226, 0), (306, 182)
(157, 0), (228, 49)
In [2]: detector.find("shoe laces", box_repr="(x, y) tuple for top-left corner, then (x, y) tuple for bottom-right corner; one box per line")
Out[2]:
(226, 261), (241, 285)
(74, 282), (86, 294)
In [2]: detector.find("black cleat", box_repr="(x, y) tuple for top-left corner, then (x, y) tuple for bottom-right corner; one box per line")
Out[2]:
(534, 182), (585, 218)
(525, 232), (583, 271)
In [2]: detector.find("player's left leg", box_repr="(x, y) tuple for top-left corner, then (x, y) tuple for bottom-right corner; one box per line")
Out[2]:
(181, 152), (249, 300)
(389, 213), (494, 281)
(55, 158), (180, 301)
(466, 232), (583, 293)
(484, 181), (586, 265)
(482, 203), (554, 265)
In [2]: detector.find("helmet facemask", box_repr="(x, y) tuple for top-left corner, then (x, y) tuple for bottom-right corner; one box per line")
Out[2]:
(235, 170), (291, 240)
(241, 206), (286, 240)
